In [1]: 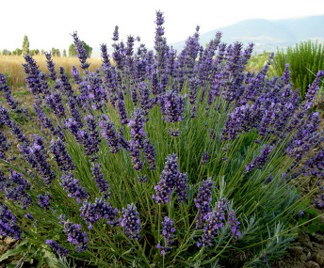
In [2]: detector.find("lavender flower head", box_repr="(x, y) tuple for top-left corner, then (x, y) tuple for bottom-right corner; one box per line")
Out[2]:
(246, 145), (273, 172)
(99, 114), (120, 154)
(60, 174), (88, 203)
(112, 25), (119, 42)
(50, 138), (75, 172)
(91, 163), (111, 198)
(0, 73), (19, 110)
(31, 134), (56, 185)
(154, 10), (165, 44)
(156, 216), (176, 255)
(46, 240), (68, 256)
(175, 173), (188, 202)
(71, 66), (81, 84)
(0, 130), (9, 159)
(160, 89), (185, 123)
(84, 114), (101, 153)
(22, 55), (42, 96)
(304, 70), (324, 110)
(0, 201), (22, 240)
(201, 152), (210, 164)
(44, 51), (57, 81)
(197, 198), (227, 247)
(0, 73), (7, 86)
(117, 91), (129, 124)
(152, 154), (183, 204)
(128, 109), (146, 170)
(194, 178), (214, 228)
(120, 203), (142, 240)
(80, 198), (118, 229)
(71, 32), (90, 70)
(6, 170), (32, 209)
(59, 67), (74, 97)
(37, 193), (51, 210)
(227, 209), (241, 240)
(143, 139), (156, 170)
(45, 90), (66, 118)
(62, 221), (88, 252)
(100, 43), (111, 66)
(87, 70), (107, 110)
(128, 109), (146, 150)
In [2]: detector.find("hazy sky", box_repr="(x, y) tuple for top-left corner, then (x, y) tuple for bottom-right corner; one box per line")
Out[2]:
(1, 0), (324, 55)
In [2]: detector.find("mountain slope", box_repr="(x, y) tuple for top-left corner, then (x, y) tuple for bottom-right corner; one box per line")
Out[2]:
(171, 15), (324, 53)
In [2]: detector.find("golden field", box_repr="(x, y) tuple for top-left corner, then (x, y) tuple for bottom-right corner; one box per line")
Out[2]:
(0, 55), (102, 89)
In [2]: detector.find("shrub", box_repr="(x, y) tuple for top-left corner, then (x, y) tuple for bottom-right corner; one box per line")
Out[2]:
(0, 11), (323, 267)
(273, 40), (324, 99)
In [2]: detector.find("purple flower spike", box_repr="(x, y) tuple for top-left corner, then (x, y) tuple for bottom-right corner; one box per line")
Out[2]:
(44, 52), (57, 81)
(91, 163), (110, 198)
(22, 55), (43, 96)
(99, 114), (120, 154)
(128, 109), (147, 171)
(0, 73), (19, 110)
(128, 109), (146, 150)
(60, 174), (88, 203)
(246, 145), (273, 172)
(143, 139), (156, 170)
(0, 201), (22, 240)
(100, 44), (111, 66)
(59, 67), (74, 97)
(37, 193), (51, 210)
(84, 114), (101, 154)
(130, 146), (143, 171)
(197, 198), (227, 247)
(46, 240), (68, 257)
(30, 135), (55, 185)
(6, 170), (32, 209)
(45, 90), (66, 118)
(0, 130), (9, 159)
(160, 89), (185, 123)
(152, 154), (187, 204)
(156, 216), (176, 255)
(87, 70), (107, 110)
(71, 66), (81, 84)
(117, 92), (129, 124)
(154, 11), (168, 70)
(80, 198), (118, 229)
(227, 209), (241, 240)
(194, 178), (214, 228)
(62, 221), (88, 252)
(120, 204), (142, 240)
(112, 26), (119, 42)
(304, 70), (324, 110)
(175, 173), (188, 202)
(50, 138), (75, 172)
(71, 32), (90, 70)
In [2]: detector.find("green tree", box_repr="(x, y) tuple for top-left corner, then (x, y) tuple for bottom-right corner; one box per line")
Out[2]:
(63, 49), (67, 57)
(1, 49), (11, 55)
(22, 35), (30, 54)
(30, 49), (40, 56)
(69, 41), (92, 58)
(12, 48), (22, 56)
(52, 48), (61, 57)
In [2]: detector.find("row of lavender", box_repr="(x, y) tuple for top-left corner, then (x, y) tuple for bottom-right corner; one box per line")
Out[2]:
(0, 11), (323, 267)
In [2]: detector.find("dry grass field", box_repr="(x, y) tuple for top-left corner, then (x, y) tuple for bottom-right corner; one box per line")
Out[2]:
(0, 55), (102, 89)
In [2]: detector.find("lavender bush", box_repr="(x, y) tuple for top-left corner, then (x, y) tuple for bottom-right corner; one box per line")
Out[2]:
(0, 11), (323, 267)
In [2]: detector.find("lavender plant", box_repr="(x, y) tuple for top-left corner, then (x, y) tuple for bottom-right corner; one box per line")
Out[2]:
(0, 11), (323, 267)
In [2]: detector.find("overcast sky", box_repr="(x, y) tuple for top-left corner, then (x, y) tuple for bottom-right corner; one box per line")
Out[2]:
(1, 0), (324, 55)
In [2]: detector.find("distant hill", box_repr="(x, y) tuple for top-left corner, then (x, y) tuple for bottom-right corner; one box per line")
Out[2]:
(171, 15), (324, 53)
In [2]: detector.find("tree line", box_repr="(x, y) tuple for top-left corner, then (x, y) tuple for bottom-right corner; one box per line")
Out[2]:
(1, 35), (92, 57)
